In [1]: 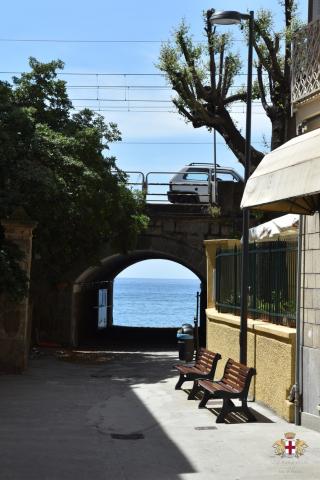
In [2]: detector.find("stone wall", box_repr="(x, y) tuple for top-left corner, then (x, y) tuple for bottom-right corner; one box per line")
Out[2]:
(0, 210), (36, 372)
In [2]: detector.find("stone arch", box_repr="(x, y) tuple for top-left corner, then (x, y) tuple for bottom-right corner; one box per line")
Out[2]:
(32, 205), (241, 346)
(71, 249), (206, 346)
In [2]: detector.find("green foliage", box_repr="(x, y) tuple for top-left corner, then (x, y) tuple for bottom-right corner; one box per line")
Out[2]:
(0, 231), (28, 301)
(207, 205), (221, 218)
(0, 58), (148, 294)
(158, 11), (264, 169)
(158, 2), (300, 167)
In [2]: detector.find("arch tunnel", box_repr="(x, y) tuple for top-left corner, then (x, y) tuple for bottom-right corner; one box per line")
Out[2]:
(71, 250), (207, 348)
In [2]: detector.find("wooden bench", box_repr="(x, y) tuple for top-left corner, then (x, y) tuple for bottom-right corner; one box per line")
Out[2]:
(189, 358), (256, 423)
(174, 348), (221, 396)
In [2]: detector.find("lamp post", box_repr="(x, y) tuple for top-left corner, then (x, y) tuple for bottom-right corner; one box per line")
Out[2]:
(210, 10), (254, 365)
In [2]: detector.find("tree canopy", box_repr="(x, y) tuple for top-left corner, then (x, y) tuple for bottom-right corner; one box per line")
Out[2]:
(0, 58), (148, 298)
(158, 1), (299, 170)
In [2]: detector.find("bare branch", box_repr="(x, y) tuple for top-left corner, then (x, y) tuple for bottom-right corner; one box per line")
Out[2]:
(256, 64), (269, 111)
(177, 32), (208, 101)
(172, 99), (194, 123)
(284, 0), (294, 83)
(223, 93), (247, 105)
(254, 21), (283, 83)
(205, 9), (216, 91)
(217, 41), (225, 94)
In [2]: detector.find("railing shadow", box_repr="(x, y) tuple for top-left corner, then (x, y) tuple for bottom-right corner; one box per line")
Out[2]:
(181, 389), (274, 424)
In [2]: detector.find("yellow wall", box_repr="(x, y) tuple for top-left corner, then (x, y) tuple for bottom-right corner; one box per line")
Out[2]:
(206, 309), (296, 422)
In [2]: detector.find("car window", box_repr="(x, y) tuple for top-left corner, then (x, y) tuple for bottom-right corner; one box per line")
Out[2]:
(183, 168), (209, 182)
(211, 172), (238, 182)
(183, 172), (208, 181)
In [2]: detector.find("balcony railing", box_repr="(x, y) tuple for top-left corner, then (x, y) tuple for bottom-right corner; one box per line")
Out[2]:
(215, 241), (297, 327)
(292, 18), (320, 105)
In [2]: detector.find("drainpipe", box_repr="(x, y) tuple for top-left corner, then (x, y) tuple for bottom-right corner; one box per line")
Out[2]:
(295, 214), (303, 425)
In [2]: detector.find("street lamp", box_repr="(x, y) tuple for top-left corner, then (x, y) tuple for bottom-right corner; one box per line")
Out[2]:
(210, 10), (254, 365)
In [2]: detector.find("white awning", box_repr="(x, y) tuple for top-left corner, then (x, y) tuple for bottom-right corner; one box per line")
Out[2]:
(248, 214), (299, 242)
(241, 128), (320, 214)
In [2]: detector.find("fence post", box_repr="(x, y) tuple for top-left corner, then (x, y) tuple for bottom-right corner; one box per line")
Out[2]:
(216, 248), (221, 310)
(275, 241), (280, 324)
(233, 245), (238, 307)
(252, 242), (257, 319)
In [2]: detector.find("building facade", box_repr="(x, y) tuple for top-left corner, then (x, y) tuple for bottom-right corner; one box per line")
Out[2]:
(292, 0), (320, 431)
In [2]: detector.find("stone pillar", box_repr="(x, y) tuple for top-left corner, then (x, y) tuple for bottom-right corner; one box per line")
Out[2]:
(0, 208), (37, 372)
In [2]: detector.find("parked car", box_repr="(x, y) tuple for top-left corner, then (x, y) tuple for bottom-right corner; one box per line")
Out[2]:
(167, 163), (243, 204)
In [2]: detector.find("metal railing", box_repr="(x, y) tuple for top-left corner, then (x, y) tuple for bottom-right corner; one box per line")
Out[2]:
(292, 18), (320, 104)
(120, 170), (216, 204)
(216, 241), (297, 327)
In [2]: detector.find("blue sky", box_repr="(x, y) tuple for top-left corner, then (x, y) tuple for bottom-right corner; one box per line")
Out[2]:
(2, 1), (307, 279)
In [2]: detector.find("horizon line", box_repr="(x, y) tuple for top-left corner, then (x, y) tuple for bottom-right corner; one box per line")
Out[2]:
(115, 276), (199, 280)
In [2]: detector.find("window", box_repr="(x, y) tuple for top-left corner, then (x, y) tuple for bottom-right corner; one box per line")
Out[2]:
(211, 172), (238, 182)
(184, 171), (208, 181)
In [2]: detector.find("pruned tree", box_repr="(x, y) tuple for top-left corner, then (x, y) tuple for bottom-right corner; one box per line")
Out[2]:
(158, 1), (298, 170)
(253, 1), (298, 150)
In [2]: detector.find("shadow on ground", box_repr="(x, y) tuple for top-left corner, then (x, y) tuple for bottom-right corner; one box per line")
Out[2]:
(53, 349), (179, 385)
(181, 388), (274, 424)
(0, 349), (196, 480)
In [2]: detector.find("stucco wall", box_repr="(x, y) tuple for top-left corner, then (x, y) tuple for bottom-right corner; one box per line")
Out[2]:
(206, 309), (296, 422)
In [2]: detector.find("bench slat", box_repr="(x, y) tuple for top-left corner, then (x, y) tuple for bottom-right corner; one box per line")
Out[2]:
(194, 357), (256, 423)
(174, 349), (221, 391)
(223, 371), (247, 385)
(198, 379), (240, 394)
(225, 367), (248, 378)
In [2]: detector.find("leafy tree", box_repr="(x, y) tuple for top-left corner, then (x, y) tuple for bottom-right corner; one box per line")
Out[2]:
(158, 1), (298, 170)
(0, 234), (29, 301)
(0, 58), (148, 299)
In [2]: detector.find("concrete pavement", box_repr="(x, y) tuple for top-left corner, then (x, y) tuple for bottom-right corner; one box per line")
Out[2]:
(0, 349), (320, 480)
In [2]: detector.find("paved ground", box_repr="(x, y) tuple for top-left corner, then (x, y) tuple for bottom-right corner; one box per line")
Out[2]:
(0, 349), (320, 480)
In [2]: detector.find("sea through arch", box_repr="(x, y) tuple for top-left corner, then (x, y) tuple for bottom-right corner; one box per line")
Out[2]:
(71, 251), (206, 347)
(113, 259), (200, 329)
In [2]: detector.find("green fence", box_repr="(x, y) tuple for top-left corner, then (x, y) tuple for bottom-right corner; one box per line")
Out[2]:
(215, 241), (297, 327)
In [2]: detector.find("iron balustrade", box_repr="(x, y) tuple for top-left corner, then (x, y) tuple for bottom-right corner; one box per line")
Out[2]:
(292, 18), (320, 105)
(215, 241), (297, 327)
(113, 170), (215, 204)
(146, 171), (213, 203)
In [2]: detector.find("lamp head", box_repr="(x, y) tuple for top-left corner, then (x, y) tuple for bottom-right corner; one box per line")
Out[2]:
(210, 10), (249, 25)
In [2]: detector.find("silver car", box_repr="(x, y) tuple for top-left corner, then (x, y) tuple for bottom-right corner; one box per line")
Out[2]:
(167, 163), (243, 204)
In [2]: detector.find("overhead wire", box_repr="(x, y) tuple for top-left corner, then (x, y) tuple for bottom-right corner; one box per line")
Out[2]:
(0, 39), (272, 154)
(0, 70), (268, 77)
(70, 98), (262, 103)
(0, 38), (246, 44)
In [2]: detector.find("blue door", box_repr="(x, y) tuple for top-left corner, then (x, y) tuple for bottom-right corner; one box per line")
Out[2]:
(98, 289), (107, 329)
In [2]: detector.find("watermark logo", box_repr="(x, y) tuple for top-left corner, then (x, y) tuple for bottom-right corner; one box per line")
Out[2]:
(273, 432), (308, 457)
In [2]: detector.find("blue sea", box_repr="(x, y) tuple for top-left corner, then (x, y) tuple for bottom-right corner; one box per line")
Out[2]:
(113, 278), (200, 328)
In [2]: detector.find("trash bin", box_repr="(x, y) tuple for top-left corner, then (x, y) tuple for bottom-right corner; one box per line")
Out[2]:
(177, 323), (194, 361)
